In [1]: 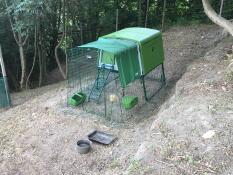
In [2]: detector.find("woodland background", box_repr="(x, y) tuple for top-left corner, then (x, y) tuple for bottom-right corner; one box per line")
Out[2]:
(0, 0), (232, 91)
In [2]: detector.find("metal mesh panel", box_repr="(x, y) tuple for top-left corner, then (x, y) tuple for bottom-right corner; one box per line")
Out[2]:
(67, 47), (98, 101)
(66, 47), (165, 123)
(143, 64), (165, 101)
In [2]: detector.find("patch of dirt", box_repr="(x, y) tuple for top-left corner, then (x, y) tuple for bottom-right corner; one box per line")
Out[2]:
(130, 38), (233, 174)
(45, 64), (67, 85)
(0, 24), (230, 175)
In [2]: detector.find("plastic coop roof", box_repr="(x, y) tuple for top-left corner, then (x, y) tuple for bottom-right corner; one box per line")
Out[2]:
(79, 27), (161, 54)
(79, 38), (137, 56)
(103, 27), (160, 43)
(78, 27), (162, 87)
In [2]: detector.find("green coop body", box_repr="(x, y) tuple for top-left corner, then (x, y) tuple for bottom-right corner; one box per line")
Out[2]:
(79, 27), (164, 88)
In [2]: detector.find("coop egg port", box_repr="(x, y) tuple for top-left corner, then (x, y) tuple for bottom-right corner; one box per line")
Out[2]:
(67, 27), (165, 122)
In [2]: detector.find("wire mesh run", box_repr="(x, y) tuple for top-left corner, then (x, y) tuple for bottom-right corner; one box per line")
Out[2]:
(142, 64), (166, 101)
(67, 47), (165, 122)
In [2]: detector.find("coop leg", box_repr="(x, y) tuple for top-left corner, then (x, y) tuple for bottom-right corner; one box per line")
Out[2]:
(161, 63), (166, 84)
(142, 76), (148, 101)
(122, 88), (125, 97)
(104, 88), (107, 118)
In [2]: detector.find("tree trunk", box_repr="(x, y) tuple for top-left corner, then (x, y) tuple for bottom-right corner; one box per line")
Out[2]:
(38, 50), (42, 87)
(54, 0), (67, 80)
(138, 0), (142, 26)
(202, 0), (233, 36)
(26, 26), (37, 89)
(116, 9), (119, 31)
(18, 35), (27, 89)
(38, 31), (43, 87)
(55, 37), (66, 79)
(42, 48), (47, 78)
(145, 0), (149, 27)
(80, 22), (84, 44)
(219, 0), (224, 16)
(161, 0), (167, 31)
(5, 0), (28, 90)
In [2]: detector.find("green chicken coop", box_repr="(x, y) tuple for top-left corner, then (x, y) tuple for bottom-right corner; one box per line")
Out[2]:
(67, 27), (165, 121)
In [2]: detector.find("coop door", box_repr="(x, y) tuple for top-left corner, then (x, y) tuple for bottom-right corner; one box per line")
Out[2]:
(98, 50), (118, 71)
(116, 50), (141, 87)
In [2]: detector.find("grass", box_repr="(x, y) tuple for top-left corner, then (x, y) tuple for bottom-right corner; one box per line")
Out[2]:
(127, 160), (142, 175)
(109, 159), (121, 169)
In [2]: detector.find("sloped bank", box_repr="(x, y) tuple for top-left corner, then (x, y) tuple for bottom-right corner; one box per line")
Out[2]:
(0, 25), (230, 175)
(127, 38), (233, 174)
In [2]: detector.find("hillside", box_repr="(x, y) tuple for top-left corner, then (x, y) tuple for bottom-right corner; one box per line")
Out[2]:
(129, 35), (233, 175)
(0, 24), (232, 175)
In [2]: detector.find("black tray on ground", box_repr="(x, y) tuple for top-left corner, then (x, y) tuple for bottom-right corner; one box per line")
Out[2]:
(88, 130), (117, 145)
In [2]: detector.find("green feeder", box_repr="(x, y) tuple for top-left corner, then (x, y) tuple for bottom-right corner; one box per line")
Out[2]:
(68, 92), (86, 106)
(122, 96), (138, 110)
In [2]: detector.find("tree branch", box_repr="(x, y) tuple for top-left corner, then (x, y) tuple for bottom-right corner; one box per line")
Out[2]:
(202, 0), (233, 36)
(22, 31), (29, 46)
(4, 0), (20, 44)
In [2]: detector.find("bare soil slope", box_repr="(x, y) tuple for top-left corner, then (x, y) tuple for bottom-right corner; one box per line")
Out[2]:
(0, 25), (231, 175)
(130, 38), (233, 174)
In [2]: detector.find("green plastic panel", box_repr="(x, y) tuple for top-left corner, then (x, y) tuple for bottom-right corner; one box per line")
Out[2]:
(122, 96), (138, 110)
(116, 48), (141, 87)
(79, 38), (140, 87)
(0, 78), (9, 108)
(141, 33), (164, 74)
(68, 92), (86, 106)
(103, 27), (164, 75)
(78, 28), (165, 85)
(101, 51), (115, 65)
(79, 38), (137, 55)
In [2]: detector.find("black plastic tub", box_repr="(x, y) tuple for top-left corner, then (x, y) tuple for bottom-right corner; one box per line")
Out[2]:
(77, 140), (91, 154)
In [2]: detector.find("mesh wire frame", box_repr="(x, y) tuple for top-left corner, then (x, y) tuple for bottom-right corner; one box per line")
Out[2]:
(67, 47), (166, 122)
(142, 63), (166, 101)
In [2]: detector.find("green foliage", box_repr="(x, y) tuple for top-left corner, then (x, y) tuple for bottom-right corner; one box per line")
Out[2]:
(0, 0), (232, 90)
(4, 0), (45, 35)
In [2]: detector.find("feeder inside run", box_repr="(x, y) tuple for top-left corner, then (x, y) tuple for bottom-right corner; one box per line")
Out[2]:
(67, 27), (166, 122)
(68, 92), (86, 106)
(122, 96), (138, 110)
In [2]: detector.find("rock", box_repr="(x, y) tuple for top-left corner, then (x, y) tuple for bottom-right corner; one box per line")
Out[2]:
(221, 86), (227, 91)
(202, 130), (216, 139)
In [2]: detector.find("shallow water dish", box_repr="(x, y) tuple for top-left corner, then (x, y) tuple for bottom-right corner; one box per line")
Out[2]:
(88, 130), (117, 145)
(77, 140), (91, 154)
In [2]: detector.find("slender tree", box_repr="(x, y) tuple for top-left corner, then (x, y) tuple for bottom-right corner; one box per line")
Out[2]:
(26, 25), (37, 89)
(161, 0), (167, 31)
(5, 0), (29, 89)
(145, 0), (150, 27)
(55, 0), (67, 79)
